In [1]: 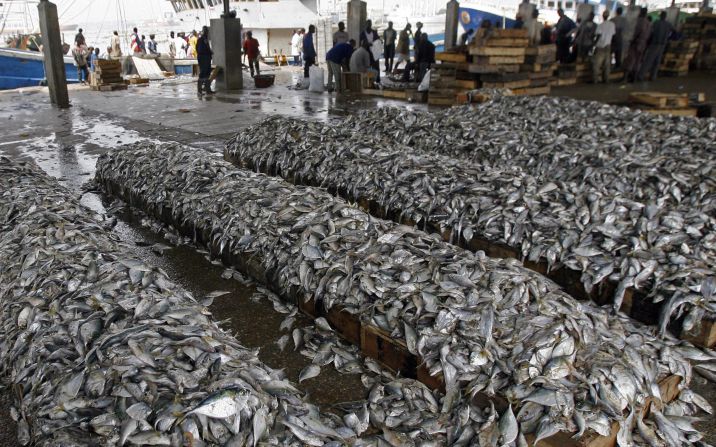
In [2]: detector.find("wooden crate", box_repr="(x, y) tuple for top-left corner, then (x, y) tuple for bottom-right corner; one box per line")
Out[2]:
(469, 46), (527, 57)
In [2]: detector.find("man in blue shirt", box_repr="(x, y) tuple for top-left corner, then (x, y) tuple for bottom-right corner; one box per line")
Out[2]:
(326, 39), (355, 92)
(89, 47), (100, 72)
(303, 25), (317, 78)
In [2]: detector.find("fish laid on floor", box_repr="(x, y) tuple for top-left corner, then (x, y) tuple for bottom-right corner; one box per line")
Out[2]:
(94, 144), (716, 446)
(225, 96), (716, 342)
(0, 158), (354, 446)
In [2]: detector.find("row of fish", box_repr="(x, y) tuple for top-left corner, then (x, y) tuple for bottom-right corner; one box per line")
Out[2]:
(0, 157), (358, 446)
(224, 99), (716, 342)
(94, 143), (716, 445)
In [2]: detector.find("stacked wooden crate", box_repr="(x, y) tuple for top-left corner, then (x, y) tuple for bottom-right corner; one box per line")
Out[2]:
(660, 40), (699, 76)
(554, 63), (578, 86)
(468, 29), (527, 78)
(91, 59), (127, 91)
(429, 29), (555, 105)
(683, 13), (716, 71)
(521, 45), (556, 95)
(429, 51), (480, 105)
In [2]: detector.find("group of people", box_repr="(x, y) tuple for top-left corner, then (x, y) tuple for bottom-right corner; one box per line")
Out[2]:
(322, 19), (437, 93)
(70, 29), (100, 84)
(554, 6), (673, 83)
(104, 28), (201, 60)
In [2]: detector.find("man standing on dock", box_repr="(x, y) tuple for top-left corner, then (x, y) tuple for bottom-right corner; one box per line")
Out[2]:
(303, 25), (317, 78)
(638, 11), (673, 82)
(243, 31), (261, 78)
(623, 8), (651, 83)
(333, 22), (349, 47)
(71, 42), (90, 85)
(393, 23), (412, 74)
(169, 31), (177, 58)
(196, 26), (213, 95)
(326, 39), (355, 92)
(592, 10), (615, 83)
(110, 31), (122, 59)
(555, 8), (576, 63)
(131, 28), (141, 54)
(383, 22), (397, 74)
(610, 7), (627, 68)
(147, 35), (159, 55)
(75, 28), (85, 47)
(573, 12), (596, 62)
(416, 33), (435, 83)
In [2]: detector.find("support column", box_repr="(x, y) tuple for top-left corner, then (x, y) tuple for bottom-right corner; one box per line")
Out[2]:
(576, 1), (594, 23)
(665, 1), (680, 27)
(518, 1), (537, 32)
(622, 0), (641, 60)
(702, 0), (712, 13)
(445, 0), (459, 49)
(210, 17), (243, 91)
(38, 0), (69, 108)
(347, 0), (367, 45)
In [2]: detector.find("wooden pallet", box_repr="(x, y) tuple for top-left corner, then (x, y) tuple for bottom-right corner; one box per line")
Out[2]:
(511, 85), (550, 96)
(473, 55), (526, 65)
(469, 46), (527, 57)
(642, 107), (698, 117)
(436, 52), (468, 63)
(629, 91), (689, 108)
(90, 82), (128, 92)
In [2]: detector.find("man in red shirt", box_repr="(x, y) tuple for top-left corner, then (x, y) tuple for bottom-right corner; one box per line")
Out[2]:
(242, 31), (261, 78)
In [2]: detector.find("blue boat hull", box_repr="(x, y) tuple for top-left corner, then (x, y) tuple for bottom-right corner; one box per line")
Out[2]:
(459, 7), (517, 32)
(0, 49), (79, 90)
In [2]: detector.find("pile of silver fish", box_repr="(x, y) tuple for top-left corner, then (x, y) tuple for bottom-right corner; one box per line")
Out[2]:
(0, 157), (355, 446)
(95, 143), (716, 446)
(225, 99), (716, 340)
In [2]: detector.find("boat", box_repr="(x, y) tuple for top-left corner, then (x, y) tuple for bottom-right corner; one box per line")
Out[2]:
(167, 0), (319, 58)
(0, 47), (80, 90)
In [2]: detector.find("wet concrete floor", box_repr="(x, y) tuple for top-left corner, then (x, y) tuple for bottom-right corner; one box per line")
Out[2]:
(1, 68), (715, 445)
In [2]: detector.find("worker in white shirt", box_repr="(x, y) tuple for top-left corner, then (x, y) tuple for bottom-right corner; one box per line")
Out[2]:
(592, 9), (616, 84)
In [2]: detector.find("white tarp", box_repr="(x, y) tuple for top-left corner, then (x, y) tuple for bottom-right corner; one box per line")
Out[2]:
(131, 57), (165, 80)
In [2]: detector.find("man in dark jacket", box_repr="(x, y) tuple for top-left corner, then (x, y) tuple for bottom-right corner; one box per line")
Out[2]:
(326, 39), (355, 92)
(638, 11), (673, 81)
(416, 33), (435, 83)
(360, 20), (380, 48)
(555, 8), (576, 63)
(303, 25), (317, 78)
(197, 26), (213, 95)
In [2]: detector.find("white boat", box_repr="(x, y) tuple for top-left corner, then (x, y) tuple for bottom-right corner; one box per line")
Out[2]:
(167, 0), (319, 57)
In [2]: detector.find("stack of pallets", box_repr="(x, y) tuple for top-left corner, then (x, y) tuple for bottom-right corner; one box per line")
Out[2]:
(683, 13), (716, 71)
(91, 59), (127, 91)
(521, 44), (556, 95)
(660, 40), (699, 76)
(429, 51), (482, 105)
(429, 29), (556, 105)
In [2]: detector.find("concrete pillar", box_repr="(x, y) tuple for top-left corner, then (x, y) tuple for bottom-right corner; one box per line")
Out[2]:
(665, 3), (680, 27)
(37, 0), (69, 108)
(347, 0), (367, 45)
(445, 1), (459, 49)
(210, 17), (243, 91)
(622, 2), (641, 58)
(702, 1), (713, 13)
(518, 1), (537, 32)
(576, 2), (594, 23)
